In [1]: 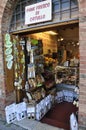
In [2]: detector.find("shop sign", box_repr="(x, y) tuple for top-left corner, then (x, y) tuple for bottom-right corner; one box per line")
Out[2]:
(25, 0), (52, 25)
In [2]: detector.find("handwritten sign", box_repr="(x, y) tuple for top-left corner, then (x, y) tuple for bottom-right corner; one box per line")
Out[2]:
(25, 0), (52, 25)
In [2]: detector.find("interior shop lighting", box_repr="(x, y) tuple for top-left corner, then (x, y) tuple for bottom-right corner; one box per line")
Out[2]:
(58, 39), (60, 41)
(45, 31), (58, 35)
(60, 38), (64, 41)
(58, 37), (64, 41)
(77, 42), (79, 45)
(72, 42), (74, 44)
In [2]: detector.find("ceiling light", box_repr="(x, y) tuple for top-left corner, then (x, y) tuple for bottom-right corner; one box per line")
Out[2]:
(61, 38), (64, 41)
(58, 39), (60, 41)
(77, 42), (79, 45)
(58, 37), (64, 42)
(45, 31), (58, 35)
(72, 42), (74, 44)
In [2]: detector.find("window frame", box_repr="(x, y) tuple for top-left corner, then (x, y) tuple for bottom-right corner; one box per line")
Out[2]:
(10, 0), (78, 32)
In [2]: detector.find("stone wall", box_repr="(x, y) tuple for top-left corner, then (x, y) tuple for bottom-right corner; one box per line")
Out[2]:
(0, 0), (7, 119)
(0, 0), (18, 118)
(78, 0), (86, 129)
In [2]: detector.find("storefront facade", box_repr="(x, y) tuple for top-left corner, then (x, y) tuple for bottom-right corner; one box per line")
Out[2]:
(0, 0), (86, 129)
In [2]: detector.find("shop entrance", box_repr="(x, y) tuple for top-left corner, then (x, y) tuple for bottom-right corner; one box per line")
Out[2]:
(13, 22), (79, 130)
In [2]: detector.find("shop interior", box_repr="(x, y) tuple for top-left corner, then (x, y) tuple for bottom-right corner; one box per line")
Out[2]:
(14, 23), (79, 130)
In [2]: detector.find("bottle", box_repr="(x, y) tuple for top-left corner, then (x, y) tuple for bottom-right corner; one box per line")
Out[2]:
(25, 81), (29, 91)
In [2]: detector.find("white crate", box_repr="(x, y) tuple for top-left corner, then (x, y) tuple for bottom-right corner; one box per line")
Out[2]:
(27, 105), (35, 119)
(15, 102), (27, 121)
(5, 103), (17, 124)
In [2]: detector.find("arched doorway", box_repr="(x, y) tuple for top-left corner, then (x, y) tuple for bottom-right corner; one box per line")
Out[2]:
(1, 0), (86, 129)
(0, 0), (19, 118)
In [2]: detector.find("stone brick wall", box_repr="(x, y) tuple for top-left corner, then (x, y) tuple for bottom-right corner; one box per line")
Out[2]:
(0, 0), (7, 119)
(78, 0), (86, 129)
(0, 0), (18, 119)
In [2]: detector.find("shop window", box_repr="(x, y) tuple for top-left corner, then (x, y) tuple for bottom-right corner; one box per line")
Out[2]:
(10, 0), (78, 32)
(36, 0), (43, 2)
(71, 0), (78, 8)
(11, 15), (15, 24)
(15, 4), (20, 13)
(19, 0), (26, 2)
(16, 22), (21, 29)
(22, 12), (25, 20)
(21, 2), (27, 11)
(16, 14), (21, 22)
(71, 8), (78, 18)
(61, 0), (69, 2)
(61, 1), (70, 11)
(61, 10), (70, 20)
(53, 1), (60, 13)
(53, 12), (60, 21)
(10, 24), (16, 31)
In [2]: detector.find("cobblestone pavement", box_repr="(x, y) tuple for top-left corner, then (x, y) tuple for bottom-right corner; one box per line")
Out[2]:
(0, 118), (64, 130)
(14, 118), (64, 130)
(0, 119), (27, 130)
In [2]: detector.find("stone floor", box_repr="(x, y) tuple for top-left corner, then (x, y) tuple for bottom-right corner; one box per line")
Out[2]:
(14, 118), (64, 130)
(0, 117), (64, 130)
(0, 119), (26, 130)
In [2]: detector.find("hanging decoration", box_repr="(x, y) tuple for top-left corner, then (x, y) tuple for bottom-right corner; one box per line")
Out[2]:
(4, 33), (13, 70)
(13, 37), (25, 90)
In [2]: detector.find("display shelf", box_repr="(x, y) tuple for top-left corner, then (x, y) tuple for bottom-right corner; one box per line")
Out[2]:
(26, 40), (68, 120)
(55, 66), (79, 106)
(23, 84), (47, 102)
(55, 66), (79, 87)
(29, 84), (44, 92)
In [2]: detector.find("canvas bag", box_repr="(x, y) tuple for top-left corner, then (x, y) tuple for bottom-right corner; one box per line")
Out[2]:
(70, 113), (78, 130)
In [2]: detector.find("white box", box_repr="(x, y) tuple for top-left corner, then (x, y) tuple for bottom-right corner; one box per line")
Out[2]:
(5, 103), (16, 124)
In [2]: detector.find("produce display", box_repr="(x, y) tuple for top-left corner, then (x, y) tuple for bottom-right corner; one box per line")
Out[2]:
(44, 57), (56, 65)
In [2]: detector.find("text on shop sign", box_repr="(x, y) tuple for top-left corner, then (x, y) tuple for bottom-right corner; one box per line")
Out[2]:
(25, 0), (52, 25)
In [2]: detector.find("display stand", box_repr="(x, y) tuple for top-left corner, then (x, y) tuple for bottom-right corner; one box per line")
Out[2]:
(54, 66), (79, 105)
(23, 38), (56, 120)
